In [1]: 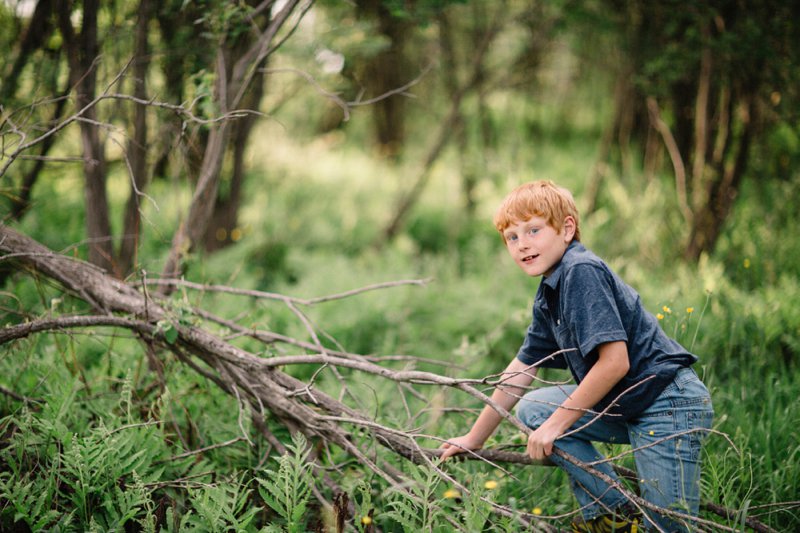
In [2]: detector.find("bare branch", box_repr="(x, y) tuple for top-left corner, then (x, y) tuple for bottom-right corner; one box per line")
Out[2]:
(0, 383), (43, 404)
(647, 96), (693, 225)
(140, 277), (431, 306)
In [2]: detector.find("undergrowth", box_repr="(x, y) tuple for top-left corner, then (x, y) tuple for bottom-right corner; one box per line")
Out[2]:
(2, 53), (799, 531)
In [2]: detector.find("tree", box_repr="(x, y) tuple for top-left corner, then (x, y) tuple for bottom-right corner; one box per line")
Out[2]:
(379, 0), (561, 243)
(579, 0), (800, 260)
(159, 0), (310, 282)
(118, 0), (152, 275)
(57, 0), (114, 272)
(1, 0), (312, 281)
(353, 0), (414, 159)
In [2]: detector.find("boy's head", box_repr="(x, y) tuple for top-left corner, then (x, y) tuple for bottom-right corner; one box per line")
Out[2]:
(493, 180), (581, 242)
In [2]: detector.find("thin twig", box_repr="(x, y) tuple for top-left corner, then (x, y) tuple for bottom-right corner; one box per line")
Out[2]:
(155, 437), (246, 464)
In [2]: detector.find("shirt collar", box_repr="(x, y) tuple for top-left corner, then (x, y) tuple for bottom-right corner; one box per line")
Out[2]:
(541, 240), (583, 291)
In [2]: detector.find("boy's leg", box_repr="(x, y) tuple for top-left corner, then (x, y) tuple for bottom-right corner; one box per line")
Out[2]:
(516, 386), (632, 521)
(627, 368), (714, 532)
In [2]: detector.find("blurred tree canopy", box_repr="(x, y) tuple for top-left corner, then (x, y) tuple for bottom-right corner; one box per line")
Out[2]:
(1, 0), (798, 276)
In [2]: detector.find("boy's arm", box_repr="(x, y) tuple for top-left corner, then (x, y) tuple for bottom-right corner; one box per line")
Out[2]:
(526, 340), (629, 460)
(440, 357), (538, 460)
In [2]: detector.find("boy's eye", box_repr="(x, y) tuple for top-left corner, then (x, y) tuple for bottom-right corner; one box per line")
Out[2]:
(529, 228), (539, 235)
(507, 234), (518, 242)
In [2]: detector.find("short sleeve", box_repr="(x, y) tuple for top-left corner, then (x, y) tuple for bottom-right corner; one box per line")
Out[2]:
(516, 302), (568, 369)
(562, 264), (628, 357)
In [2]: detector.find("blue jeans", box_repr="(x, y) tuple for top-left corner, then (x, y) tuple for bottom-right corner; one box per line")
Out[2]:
(516, 368), (713, 532)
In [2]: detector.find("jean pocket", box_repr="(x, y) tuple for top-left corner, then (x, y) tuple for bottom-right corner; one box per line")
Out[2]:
(684, 408), (714, 461)
(665, 369), (712, 408)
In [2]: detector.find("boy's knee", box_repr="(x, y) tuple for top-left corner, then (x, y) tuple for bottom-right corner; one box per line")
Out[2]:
(516, 386), (572, 428)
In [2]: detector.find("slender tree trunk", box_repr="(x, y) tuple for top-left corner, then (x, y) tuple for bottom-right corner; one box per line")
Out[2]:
(1, 0), (55, 102)
(379, 13), (499, 244)
(355, 0), (411, 159)
(160, 0), (304, 284)
(585, 63), (635, 214)
(685, 96), (754, 261)
(203, 62), (266, 252)
(161, 116), (231, 281)
(437, 11), (472, 214)
(118, 0), (152, 276)
(9, 81), (69, 221)
(59, 0), (114, 274)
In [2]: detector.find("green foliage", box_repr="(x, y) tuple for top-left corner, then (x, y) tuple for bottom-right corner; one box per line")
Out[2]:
(383, 464), (444, 530)
(182, 474), (259, 532)
(0, 471), (66, 531)
(457, 477), (494, 531)
(2, 0), (799, 530)
(0, 376), (166, 530)
(352, 480), (375, 532)
(256, 433), (314, 533)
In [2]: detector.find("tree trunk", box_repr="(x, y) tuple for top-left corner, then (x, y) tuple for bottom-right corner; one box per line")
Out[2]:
(151, 1), (207, 183)
(437, 11), (471, 213)
(0, 0), (56, 102)
(58, 0), (114, 274)
(9, 81), (69, 221)
(118, 0), (153, 276)
(355, 0), (411, 159)
(203, 58), (267, 252)
(585, 62), (636, 214)
(160, 0), (303, 284)
(161, 117), (231, 281)
(379, 12), (499, 244)
(685, 96), (754, 261)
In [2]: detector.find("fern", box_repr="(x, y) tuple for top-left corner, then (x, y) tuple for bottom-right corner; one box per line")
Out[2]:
(353, 481), (375, 533)
(460, 478), (493, 532)
(256, 432), (314, 533)
(383, 464), (444, 532)
(0, 472), (67, 530)
(56, 418), (164, 527)
(184, 473), (259, 532)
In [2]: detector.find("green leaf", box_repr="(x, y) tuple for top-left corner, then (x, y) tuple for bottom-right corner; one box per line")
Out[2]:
(163, 323), (179, 344)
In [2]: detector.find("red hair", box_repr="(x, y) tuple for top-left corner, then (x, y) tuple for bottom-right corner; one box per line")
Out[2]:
(493, 180), (581, 241)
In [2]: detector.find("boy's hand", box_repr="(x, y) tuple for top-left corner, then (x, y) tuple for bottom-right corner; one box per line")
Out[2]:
(439, 434), (483, 460)
(526, 423), (561, 461)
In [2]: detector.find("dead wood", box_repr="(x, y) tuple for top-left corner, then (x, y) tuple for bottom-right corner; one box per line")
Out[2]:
(0, 223), (777, 532)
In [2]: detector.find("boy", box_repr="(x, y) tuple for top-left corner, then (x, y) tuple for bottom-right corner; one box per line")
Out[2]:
(440, 181), (713, 532)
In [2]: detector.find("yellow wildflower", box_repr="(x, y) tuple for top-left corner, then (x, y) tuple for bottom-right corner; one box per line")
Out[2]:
(743, 258), (751, 269)
(361, 515), (373, 525)
(484, 480), (498, 490)
(443, 489), (461, 499)
(656, 313), (664, 320)
(532, 507), (543, 515)
(662, 305), (672, 314)
(649, 430), (655, 436)
(686, 307), (694, 314)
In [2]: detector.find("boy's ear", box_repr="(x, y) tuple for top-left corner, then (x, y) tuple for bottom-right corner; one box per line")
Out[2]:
(562, 216), (577, 241)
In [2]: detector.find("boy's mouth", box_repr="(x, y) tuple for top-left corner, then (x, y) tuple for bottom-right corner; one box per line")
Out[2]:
(521, 254), (537, 263)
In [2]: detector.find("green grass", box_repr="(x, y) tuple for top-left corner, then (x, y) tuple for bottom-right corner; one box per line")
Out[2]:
(3, 77), (800, 531)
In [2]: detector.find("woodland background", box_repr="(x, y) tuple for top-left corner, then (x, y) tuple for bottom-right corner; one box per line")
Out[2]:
(1, 0), (799, 531)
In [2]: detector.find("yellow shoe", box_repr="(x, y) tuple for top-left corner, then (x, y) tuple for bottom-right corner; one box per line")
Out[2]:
(570, 504), (643, 533)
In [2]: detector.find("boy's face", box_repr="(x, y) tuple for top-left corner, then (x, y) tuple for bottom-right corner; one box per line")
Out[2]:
(502, 215), (575, 277)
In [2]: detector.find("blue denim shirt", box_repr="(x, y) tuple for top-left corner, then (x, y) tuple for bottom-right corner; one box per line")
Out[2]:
(516, 241), (697, 420)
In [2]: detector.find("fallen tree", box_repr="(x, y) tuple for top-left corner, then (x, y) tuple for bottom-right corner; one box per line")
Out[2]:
(0, 223), (777, 532)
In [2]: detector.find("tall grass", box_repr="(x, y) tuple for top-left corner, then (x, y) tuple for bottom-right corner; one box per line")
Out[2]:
(3, 71), (799, 530)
